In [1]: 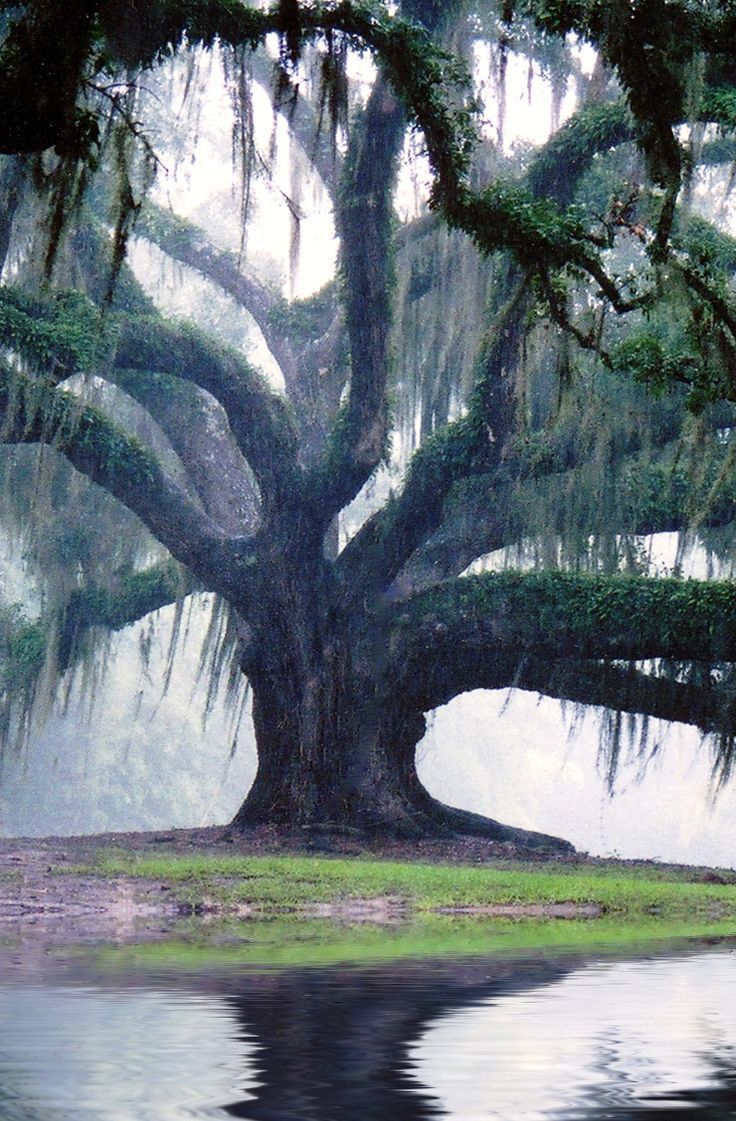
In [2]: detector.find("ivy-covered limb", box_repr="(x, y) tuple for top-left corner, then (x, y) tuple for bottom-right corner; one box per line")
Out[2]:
(526, 99), (633, 207)
(395, 436), (736, 595)
(674, 215), (736, 281)
(390, 571), (736, 679)
(0, 363), (242, 600)
(6, 0), (477, 168)
(390, 649), (736, 756)
(523, 0), (711, 185)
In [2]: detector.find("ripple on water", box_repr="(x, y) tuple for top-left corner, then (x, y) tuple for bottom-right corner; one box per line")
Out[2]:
(0, 985), (258, 1120)
(410, 950), (736, 1118)
(1, 946), (735, 1119)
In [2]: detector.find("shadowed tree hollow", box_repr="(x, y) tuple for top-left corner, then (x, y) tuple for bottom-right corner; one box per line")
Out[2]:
(4, 1), (736, 847)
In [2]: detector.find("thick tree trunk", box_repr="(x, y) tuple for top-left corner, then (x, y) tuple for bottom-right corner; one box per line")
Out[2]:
(230, 653), (359, 830)
(229, 629), (574, 852)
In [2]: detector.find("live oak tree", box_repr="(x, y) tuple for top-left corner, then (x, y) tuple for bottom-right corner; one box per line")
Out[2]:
(4, 0), (736, 847)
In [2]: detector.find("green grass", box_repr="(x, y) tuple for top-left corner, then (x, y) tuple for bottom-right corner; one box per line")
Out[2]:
(82, 851), (736, 917)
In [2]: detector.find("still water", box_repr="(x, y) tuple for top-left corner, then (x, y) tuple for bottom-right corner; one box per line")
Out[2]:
(1, 933), (735, 1120)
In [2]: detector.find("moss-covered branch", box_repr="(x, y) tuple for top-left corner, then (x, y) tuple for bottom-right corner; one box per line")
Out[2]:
(396, 435), (736, 595)
(526, 99), (633, 206)
(136, 203), (299, 387)
(306, 75), (405, 525)
(0, 363), (243, 599)
(114, 315), (300, 510)
(0, 284), (270, 528)
(107, 366), (260, 536)
(135, 204), (346, 466)
(336, 278), (530, 598)
(57, 560), (196, 669)
(518, 658), (736, 740)
(0, 286), (114, 379)
(390, 572), (736, 686)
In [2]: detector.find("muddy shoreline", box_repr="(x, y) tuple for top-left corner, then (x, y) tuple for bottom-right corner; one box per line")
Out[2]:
(1, 825), (734, 943)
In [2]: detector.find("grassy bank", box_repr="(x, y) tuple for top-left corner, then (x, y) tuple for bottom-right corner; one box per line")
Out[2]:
(86, 851), (736, 917)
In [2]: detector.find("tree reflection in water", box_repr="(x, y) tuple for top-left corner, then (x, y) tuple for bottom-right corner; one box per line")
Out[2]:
(218, 949), (736, 1121)
(218, 956), (576, 1120)
(573, 1042), (736, 1120)
(1, 943), (734, 1120)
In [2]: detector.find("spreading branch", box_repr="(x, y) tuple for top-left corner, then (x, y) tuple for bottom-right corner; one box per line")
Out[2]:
(0, 364), (245, 599)
(390, 572), (736, 693)
(136, 203), (300, 388)
(114, 315), (300, 509)
(337, 277), (531, 599)
(106, 367), (260, 536)
(395, 426), (736, 595)
(57, 559), (196, 669)
(305, 76), (406, 524)
(519, 659), (736, 743)
(135, 204), (346, 463)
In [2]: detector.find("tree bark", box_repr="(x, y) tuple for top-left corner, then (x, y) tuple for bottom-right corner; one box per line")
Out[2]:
(230, 653), (574, 849)
(228, 561), (575, 851)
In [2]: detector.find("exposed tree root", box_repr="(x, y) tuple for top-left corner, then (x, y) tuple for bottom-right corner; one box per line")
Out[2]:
(410, 795), (576, 853)
(228, 790), (575, 854)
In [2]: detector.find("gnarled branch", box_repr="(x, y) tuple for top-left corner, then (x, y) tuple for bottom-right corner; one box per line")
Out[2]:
(114, 315), (300, 509)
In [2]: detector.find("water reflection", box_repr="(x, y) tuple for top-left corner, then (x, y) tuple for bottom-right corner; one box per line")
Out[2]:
(412, 953), (736, 1119)
(0, 942), (735, 1119)
(0, 986), (258, 1120)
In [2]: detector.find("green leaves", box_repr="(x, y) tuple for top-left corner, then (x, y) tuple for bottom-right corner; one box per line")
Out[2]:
(0, 286), (115, 377)
(612, 333), (690, 396)
(3, 621), (46, 687)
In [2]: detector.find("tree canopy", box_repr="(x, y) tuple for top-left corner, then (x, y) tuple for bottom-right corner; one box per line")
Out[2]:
(2, 0), (736, 845)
